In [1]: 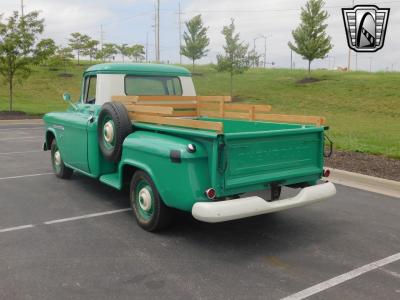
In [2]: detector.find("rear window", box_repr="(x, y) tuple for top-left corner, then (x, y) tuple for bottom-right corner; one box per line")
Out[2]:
(125, 76), (183, 96)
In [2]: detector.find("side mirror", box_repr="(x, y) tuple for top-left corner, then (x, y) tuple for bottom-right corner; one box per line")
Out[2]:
(63, 92), (71, 102)
(62, 92), (77, 110)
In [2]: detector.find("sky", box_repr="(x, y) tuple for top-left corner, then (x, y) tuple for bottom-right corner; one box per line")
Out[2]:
(1, 0), (399, 71)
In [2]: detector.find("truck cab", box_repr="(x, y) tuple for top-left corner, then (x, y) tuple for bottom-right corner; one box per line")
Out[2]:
(44, 63), (336, 232)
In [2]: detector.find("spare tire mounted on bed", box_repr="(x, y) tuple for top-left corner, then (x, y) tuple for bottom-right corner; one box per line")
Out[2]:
(98, 102), (132, 162)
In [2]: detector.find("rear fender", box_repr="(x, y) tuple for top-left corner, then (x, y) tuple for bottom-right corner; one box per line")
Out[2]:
(119, 131), (211, 212)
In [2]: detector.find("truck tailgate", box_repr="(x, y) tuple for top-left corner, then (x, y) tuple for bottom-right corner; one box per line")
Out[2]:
(223, 128), (324, 189)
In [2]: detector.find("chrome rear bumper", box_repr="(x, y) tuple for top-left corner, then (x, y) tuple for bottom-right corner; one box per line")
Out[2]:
(192, 182), (336, 223)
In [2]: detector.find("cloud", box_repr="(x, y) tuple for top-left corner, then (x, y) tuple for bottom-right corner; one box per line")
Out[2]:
(182, 0), (400, 70)
(1, 0), (398, 71)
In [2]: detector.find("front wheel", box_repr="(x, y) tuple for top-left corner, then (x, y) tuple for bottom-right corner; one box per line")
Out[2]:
(130, 171), (173, 232)
(50, 140), (73, 179)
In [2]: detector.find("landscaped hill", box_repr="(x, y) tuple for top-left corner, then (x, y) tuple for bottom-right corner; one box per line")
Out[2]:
(0, 63), (399, 158)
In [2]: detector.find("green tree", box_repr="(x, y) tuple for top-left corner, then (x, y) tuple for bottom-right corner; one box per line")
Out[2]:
(288, 0), (333, 73)
(68, 32), (90, 65)
(48, 46), (74, 73)
(35, 38), (57, 65)
(181, 15), (210, 71)
(96, 43), (117, 62)
(82, 39), (99, 63)
(216, 19), (249, 96)
(128, 44), (145, 62)
(117, 44), (130, 63)
(0, 11), (50, 111)
(247, 49), (261, 68)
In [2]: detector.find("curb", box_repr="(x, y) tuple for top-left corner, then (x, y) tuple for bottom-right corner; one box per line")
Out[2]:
(0, 119), (43, 125)
(326, 168), (400, 199)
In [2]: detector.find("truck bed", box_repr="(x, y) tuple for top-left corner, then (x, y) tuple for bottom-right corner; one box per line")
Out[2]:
(134, 117), (325, 196)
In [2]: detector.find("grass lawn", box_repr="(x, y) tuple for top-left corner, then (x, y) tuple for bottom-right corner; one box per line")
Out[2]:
(0, 63), (399, 159)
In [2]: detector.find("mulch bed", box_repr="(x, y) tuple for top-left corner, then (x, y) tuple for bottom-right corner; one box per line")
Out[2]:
(296, 77), (322, 84)
(0, 111), (42, 120)
(325, 150), (400, 182)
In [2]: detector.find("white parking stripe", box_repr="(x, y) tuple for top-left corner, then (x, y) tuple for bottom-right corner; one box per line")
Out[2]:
(0, 136), (42, 141)
(0, 173), (53, 181)
(0, 224), (35, 233)
(0, 209), (131, 235)
(44, 208), (131, 225)
(281, 252), (400, 300)
(0, 127), (43, 131)
(0, 150), (42, 156)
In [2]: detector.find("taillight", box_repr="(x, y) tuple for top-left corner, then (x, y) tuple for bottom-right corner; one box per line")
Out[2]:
(323, 169), (331, 178)
(205, 188), (216, 200)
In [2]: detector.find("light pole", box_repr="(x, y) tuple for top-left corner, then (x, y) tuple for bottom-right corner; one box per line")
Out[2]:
(326, 55), (336, 70)
(261, 35), (267, 68)
(290, 49), (293, 70)
(253, 37), (262, 68)
(254, 35), (270, 68)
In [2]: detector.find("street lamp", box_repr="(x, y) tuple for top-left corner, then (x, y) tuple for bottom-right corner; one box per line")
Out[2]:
(254, 35), (270, 68)
(253, 37), (262, 68)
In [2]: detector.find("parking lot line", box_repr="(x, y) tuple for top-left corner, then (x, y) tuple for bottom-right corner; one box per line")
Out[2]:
(0, 150), (43, 156)
(280, 252), (400, 300)
(0, 224), (35, 233)
(0, 127), (43, 131)
(43, 208), (132, 225)
(0, 136), (42, 141)
(0, 173), (53, 181)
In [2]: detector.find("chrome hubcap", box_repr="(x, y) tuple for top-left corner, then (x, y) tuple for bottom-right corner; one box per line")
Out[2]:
(138, 187), (152, 212)
(54, 150), (61, 166)
(104, 121), (114, 143)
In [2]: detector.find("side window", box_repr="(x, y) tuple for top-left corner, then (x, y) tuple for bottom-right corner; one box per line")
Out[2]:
(166, 78), (182, 95)
(84, 76), (97, 104)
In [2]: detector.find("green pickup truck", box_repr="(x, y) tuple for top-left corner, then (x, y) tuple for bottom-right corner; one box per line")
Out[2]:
(43, 63), (336, 232)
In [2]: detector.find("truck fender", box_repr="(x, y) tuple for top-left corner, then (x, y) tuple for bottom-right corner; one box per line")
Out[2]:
(44, 128), (58, 151)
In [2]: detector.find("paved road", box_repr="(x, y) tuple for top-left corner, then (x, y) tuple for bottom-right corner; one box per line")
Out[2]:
(0, 124), (399, 300)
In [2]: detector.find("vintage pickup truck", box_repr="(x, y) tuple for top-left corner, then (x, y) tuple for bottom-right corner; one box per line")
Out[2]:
(43, 63), (336, 232)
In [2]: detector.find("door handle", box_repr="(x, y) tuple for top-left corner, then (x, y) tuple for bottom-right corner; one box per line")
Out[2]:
(88, 115), (95, 123)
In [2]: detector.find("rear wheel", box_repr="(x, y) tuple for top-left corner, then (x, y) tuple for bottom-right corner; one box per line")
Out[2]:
(50, 140), (73, 179)
(130, 171), (173, 232)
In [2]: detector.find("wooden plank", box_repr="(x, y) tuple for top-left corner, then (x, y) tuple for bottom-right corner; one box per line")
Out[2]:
(198, 110), (222, 118)
(224, 104), (272, 112)
(197, 102), (220, 110)
(135, 96), (197, 102)
(132, 114), (224, 132)
(138, 103), (197, 109)
(255, 114), (326, 126)
(170, 110), (198, 117)
(112, 96), (139, 103)
(249, 106), (255, 121)
(125, 105), (174, 115)
(219, 100), (225, 118)
(197, 96), (232, 102)
(224, 111), (251, 120)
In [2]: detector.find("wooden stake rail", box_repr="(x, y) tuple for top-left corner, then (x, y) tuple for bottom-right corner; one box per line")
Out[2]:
(111, 95), (326, 132)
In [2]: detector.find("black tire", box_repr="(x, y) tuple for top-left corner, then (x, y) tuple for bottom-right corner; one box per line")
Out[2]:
(50, 140), (73, 179)
(98, 102), (132, 162)
(130, 171), (173, 232)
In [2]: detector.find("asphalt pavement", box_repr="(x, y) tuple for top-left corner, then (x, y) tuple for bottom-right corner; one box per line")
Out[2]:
(0, 123), (399, 300)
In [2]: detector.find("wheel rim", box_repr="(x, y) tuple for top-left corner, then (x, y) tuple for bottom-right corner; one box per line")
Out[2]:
(102, 117), (116, 150)
(135, 180), (155, 221)
(52, 147), (62, 174)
